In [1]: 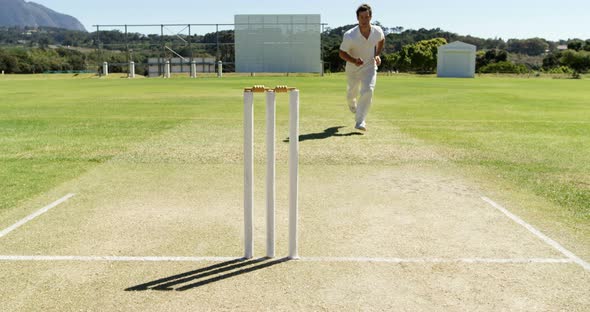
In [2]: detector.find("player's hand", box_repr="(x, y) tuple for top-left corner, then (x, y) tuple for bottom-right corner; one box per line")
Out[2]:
(354, 58), (364, 66)
(375, 56), (381, 66)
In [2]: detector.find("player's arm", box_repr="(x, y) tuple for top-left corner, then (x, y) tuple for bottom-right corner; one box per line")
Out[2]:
(374, 38), (385, 66)
(339, 50), (364, 66)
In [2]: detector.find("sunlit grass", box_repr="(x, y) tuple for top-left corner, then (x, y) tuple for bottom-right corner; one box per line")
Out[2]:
(0, 73), (588, 222)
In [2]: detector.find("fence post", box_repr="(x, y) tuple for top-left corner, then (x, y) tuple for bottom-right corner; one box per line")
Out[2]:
(129, 61), (135, 78)
(165, 60), (171, 78)
(191, 61), (197, 78)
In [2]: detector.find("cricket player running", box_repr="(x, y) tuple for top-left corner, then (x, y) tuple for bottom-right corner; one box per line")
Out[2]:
(338, 4), (385, 132)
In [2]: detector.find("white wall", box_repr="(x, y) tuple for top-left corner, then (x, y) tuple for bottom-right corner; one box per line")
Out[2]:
(235, 14), (321, 73)
(437, 51), (475, 78)
(148, 57), (215, 77)
(437, 42), (476, 78)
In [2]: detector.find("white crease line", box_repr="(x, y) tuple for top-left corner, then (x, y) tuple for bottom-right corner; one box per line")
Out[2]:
(0, 255), (238, 262)
(0, 194), (75, 239)
(301, 257), (572, 264)
(0, 255), (572, 264)
(482, 196), (590, 271)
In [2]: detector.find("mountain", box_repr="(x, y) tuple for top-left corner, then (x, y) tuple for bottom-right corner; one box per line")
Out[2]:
(0, 0), (86, 31)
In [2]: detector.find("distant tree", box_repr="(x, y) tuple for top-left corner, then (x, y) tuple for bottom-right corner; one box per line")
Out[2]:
(386, 28), (457, 52)
(321, 24), (356, 71)
(95, 30), (126, 49)
(506, 38), (549, 56)
(488, 49), (508, 62)
(567, 40), (584, 51)
(0, 28), (19, 44)
(60, 31), (90, 47)
(546, 66), (574, 74)
(542, 52), (561, 69)
(380, 52), (400, 71)
(56, 47), (86, 70)
(508, 53), (544, 71)
(475, 50), (486, 69)
(28, 48), (66, 73)
(0, 49), (20, 73)
(560, 50), (590, 73)
(479, 61), (529, 74)
(16, 48), (32, 73)
(389, 26), (404, 34)
(0, 24), (571, 74)
(476, 49), (508, 70)
(484, 38), (507, 50)
(397, 38), (447, 72)
(456, 35), (486, 49)
(202, 30), (234, 62)
(38, 36), (52, 49)
(323, 48), (345, 72)
(584, 39), (590, 52)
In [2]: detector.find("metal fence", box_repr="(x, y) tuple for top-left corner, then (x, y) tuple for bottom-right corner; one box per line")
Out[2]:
(92, 23), (326, 76)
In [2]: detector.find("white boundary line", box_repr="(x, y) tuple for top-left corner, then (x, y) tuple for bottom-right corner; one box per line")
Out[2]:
(301, 257), (573, 264)
(0, 255), (237, 262)
(0, 193), (584, 269)
(482, 196), (590, 271)
(0, 194), (75, 239)
(0, 255), (573, 264)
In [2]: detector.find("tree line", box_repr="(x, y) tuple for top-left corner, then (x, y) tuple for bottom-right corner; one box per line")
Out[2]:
(1, 25), (589, 75)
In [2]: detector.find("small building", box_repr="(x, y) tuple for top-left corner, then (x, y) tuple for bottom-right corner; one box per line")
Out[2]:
(557, 45), (568, 51)
(437, 41), (476, 78)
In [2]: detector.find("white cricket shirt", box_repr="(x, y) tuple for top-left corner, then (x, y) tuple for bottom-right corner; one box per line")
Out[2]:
(339, 25), (385, 71)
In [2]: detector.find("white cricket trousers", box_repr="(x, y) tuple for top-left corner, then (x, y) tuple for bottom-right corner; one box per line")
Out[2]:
(346, 65), (377, 126)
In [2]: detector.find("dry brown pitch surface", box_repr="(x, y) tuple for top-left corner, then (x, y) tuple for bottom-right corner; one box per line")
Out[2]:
(1, 117), (589, 311)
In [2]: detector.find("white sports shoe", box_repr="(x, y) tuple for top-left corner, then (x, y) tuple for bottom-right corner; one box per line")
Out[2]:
(355, 122), (367, 131)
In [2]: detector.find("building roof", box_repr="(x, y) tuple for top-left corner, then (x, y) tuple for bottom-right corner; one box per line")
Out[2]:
(438, 41), (476, 52)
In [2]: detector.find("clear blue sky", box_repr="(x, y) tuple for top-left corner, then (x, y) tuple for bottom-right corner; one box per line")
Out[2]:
(33, 0), (588, 41)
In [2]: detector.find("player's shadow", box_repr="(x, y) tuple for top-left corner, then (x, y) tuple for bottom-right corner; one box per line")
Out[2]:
(284, 126), (363, 143)
(125, 257), (290, 292)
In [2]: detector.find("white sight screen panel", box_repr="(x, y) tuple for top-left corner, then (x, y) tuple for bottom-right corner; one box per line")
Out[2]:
(235, 14), (321, 73)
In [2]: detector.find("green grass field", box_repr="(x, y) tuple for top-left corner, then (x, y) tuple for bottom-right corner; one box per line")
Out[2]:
(1, 73), (589, 310)
(1, 74), (588, 223)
